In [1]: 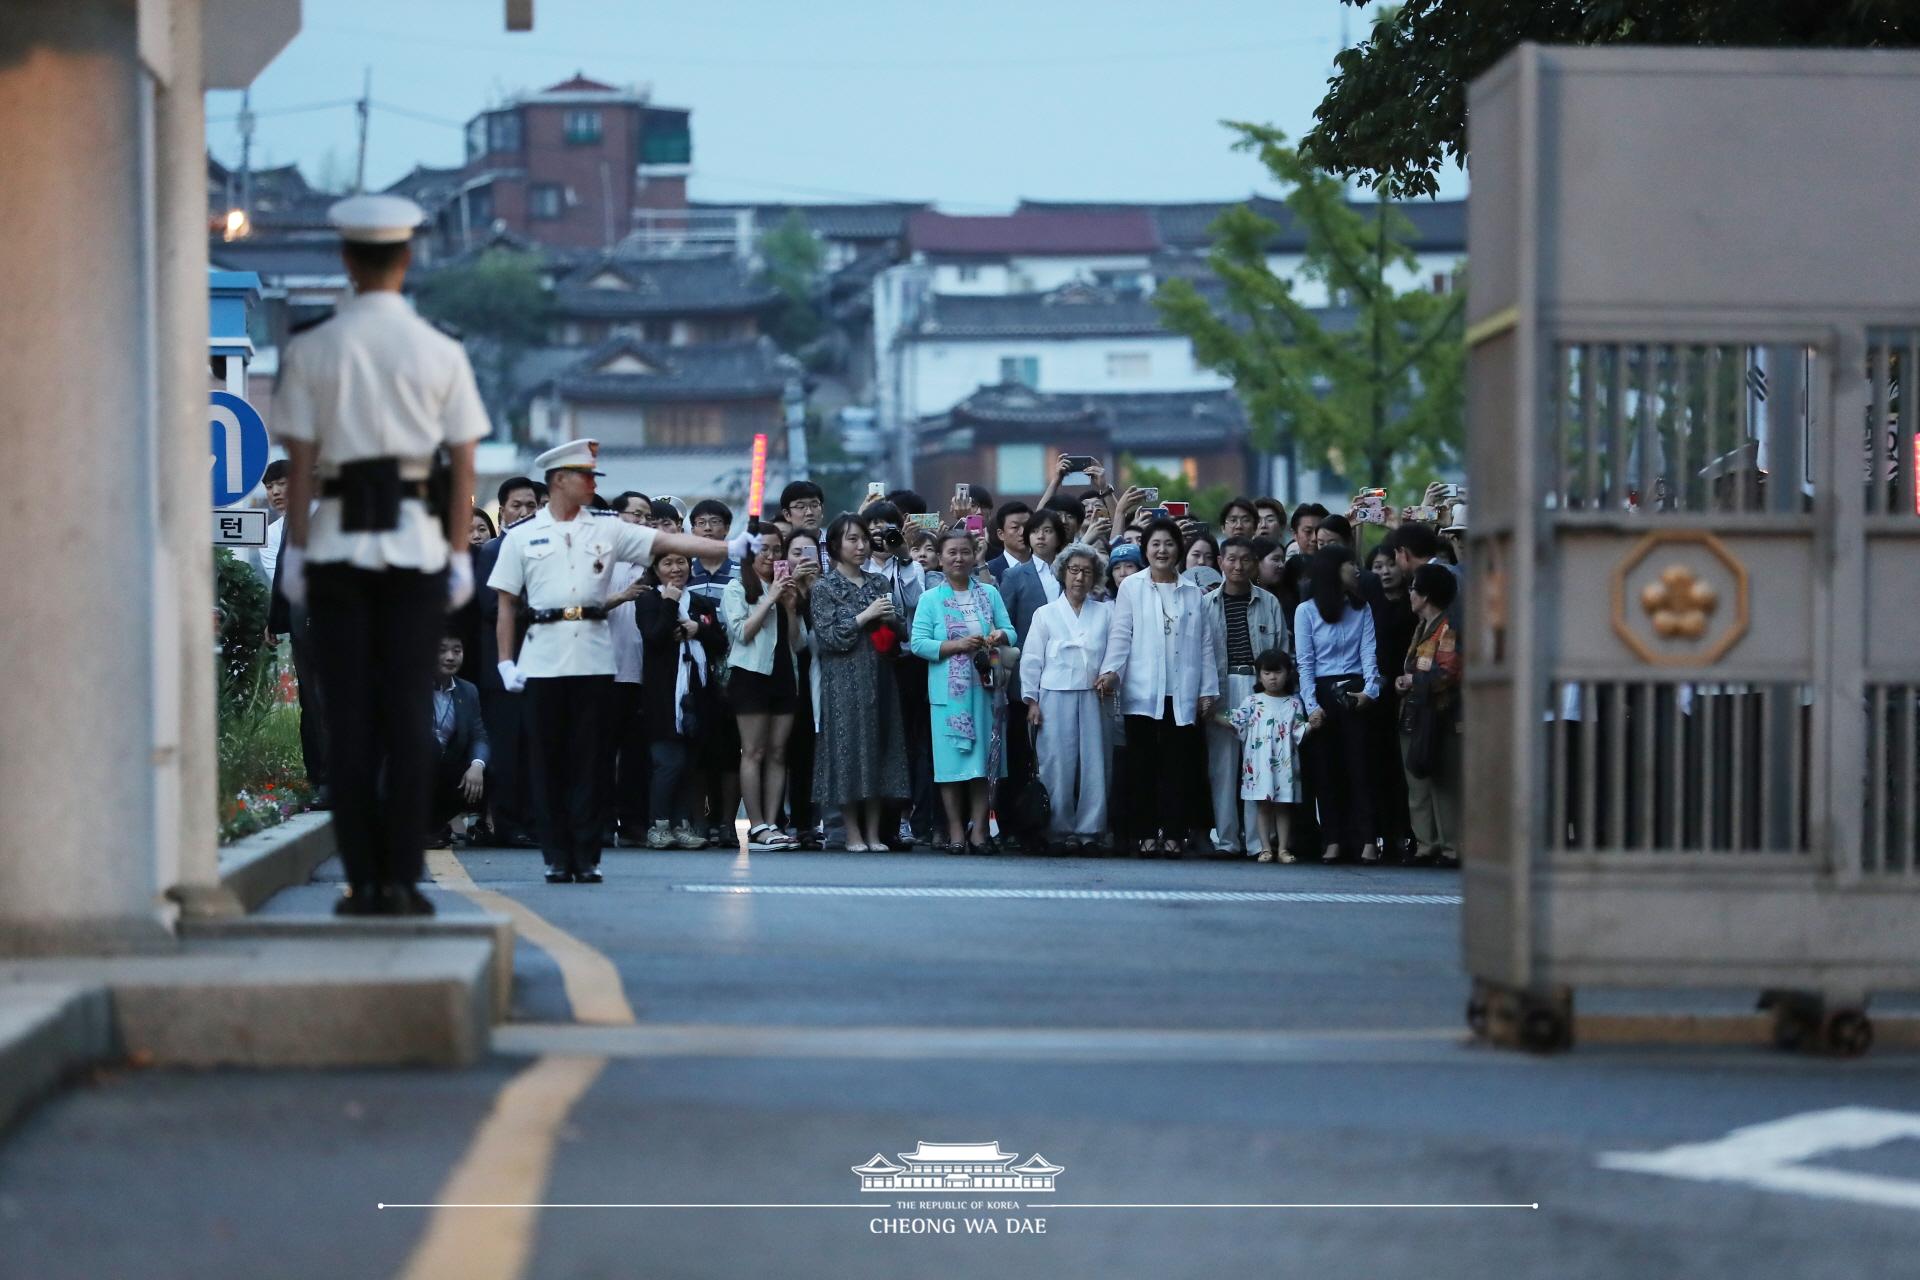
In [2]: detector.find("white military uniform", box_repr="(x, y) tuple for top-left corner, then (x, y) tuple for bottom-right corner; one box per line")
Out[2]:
(272, 292), (489, 571)
(486, 507), (658, 675)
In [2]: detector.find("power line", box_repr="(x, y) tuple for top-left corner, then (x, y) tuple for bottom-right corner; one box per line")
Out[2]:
(206, 97), (357, 124)
(371, 100), (468, 130)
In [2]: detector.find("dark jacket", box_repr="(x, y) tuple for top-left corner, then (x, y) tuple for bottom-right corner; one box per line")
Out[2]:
(472, 534), (529, 690)
(435, 675), (490, 766)
(634, 589), (726, 739)
(996, 557), (1054, 700)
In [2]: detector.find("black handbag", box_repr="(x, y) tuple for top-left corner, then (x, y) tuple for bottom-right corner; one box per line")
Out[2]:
(1006, 722), (1052, 840)
(1401, 688), (1441, 779)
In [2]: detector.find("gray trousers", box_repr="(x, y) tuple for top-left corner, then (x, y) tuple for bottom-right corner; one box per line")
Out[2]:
(1207, 671), (1258, 851)
(1034, 689), (1109, 837)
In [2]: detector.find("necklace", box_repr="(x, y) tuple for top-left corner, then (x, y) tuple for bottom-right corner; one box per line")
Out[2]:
(1153, 579), (1180, 635)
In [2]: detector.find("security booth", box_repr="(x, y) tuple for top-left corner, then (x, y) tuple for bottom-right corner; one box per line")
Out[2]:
(1461, 47), (1920, 1053)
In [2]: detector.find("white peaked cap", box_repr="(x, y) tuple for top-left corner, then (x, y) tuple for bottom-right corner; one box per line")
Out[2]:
(328, 194), (426, 243)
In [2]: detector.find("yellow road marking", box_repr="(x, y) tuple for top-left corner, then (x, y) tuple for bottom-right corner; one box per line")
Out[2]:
(400, 851), (638, 1280)
(393, 1054), (607, 1280)
(426, 848), (634, 1025)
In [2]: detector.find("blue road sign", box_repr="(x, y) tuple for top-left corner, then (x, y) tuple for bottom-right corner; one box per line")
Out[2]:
(210, 390), (270, 508)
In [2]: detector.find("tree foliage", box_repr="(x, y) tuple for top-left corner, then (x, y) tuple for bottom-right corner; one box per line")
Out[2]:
(1154, 123), (1464, 490)
(414, 249), (552, 427)
(1121, 457), (1233, 527)
(757, 211), (826, 356)
(1304, 0), (1920, 199)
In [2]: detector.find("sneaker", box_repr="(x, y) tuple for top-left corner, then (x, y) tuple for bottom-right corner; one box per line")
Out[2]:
(645, 820), (675, 850)
(671, 821), (708, 850)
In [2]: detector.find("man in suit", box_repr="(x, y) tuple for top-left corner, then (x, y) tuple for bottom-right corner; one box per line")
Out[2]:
(472, 476), (542, 845)
(995, 508), (1065, 848)
(983, 500), (1032, 583)
(428, 632), (490, 846)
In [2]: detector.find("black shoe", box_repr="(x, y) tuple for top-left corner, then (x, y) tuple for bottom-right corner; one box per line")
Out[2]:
(545, 867), (574, 884)
(397, 885), (436, 916)
(575, 867), (604, 884)
(884, 836), (914, 852)
(428, 826), (454, 850)
(333, 884), (379, 916)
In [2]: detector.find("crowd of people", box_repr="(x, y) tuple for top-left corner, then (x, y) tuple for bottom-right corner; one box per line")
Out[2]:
(296, 456), (1469, 870)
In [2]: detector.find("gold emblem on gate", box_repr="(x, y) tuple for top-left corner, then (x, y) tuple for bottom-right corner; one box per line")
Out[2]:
(1610, 531), (1748, 666)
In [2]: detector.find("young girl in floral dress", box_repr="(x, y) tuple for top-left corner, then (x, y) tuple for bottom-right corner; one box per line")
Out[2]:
(1228, 647), (1311, 862)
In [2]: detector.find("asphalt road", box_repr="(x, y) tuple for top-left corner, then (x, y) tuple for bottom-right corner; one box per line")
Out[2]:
(2, 845), (1916, 1279)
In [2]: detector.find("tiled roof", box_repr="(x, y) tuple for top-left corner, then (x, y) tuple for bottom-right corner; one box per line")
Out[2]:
(690, 202), (929, 241)
(908, 284), (1173, 340)
(1016, 197), (1467, 253)
(552, 253), (781, 317)
(920, 384), (1247, 451)
(519, 336), (792, 405)
(907, 209), (1161, 257)
(208, 238), (347, 280)
(545, 73), (617, 93)
(383, 165), (468, 212)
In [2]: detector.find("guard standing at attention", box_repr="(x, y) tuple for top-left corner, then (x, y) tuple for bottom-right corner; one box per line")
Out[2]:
(274, 193), (489, 917)
(489, 439), (728, 882)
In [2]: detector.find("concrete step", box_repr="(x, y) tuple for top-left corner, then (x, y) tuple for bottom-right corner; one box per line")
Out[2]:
(0, 983), (113, 1134)
(0, 935), (494, 1069)
(180, 897), (515, 1023)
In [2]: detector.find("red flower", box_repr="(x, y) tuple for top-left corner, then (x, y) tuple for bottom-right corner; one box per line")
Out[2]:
(870, 626), (899, 655)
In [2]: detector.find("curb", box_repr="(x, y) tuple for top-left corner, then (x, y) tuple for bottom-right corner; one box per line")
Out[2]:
(215, 811), (336, 913)
(0, 984), (113, 1137)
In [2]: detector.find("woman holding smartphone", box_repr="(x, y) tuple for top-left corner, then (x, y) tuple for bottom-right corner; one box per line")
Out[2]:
(723, 533), (808, 850)
(809, 514), (911, 851)
(1293, 546), (1381, 862)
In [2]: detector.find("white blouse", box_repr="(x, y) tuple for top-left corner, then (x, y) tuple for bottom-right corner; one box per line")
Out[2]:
(1100, 571), (1220, 725)
(1020, 595), (1114, 696)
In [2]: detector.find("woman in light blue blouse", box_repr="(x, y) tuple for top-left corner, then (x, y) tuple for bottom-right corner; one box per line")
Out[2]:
(910, 528), (1016, 854)
(1294, 546), (1381, 863)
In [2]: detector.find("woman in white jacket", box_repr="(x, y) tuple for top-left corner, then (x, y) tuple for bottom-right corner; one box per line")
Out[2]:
(1019, 543), (1114, 851)
(1097, 518), (1219, 856)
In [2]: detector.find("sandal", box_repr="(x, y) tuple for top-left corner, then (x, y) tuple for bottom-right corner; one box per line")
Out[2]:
(1256, 849), (1277, 863)
(1276, 850), (1298, 864)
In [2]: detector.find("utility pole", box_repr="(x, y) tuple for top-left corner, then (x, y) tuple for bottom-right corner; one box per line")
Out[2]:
(353, 67), (371, 193)
(238, 88), (255, 220)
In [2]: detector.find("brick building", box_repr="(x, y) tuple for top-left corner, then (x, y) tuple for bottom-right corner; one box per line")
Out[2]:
(455, 74), (692, 252)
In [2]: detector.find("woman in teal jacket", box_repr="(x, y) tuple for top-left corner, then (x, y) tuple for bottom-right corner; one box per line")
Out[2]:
(909, 527), (1016, 853)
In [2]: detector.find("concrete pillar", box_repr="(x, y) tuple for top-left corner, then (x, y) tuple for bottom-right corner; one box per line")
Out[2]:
(0, 0), (189, 951)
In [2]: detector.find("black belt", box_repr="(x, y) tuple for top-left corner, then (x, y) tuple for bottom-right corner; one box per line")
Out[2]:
(529, 606), (608, 624)
(321, 479), (429, 499)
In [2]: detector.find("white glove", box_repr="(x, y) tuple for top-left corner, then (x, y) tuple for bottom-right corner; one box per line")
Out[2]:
(447, 550), (474, 611)
(281, 545), (307, 611)
(496, 659), (528, 693)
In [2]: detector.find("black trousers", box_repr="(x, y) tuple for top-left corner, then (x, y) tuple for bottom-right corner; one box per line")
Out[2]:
(1001, 699), (1033, 833)
(896, 663), (936, 836)
(307, 564), (443, 889)
(1309, 676), (1377, 849)
(429, 747), (475, 831)
(288, 617), (328, 788)
(608, 681), (651, 837)
(526, 674), (613, 873)
(1123, 701), (1208, 837)
(478, 686), (540, 838)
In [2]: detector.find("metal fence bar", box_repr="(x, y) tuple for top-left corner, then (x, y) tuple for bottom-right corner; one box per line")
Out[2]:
(1703, 346), (1724, 514)
(1581, 345), (1600, 510)
(1700, 688), (1718, 850)
(1551, 346), (1569, 509)
(1638, 681), (1657, 848)
(1788, 685), (1806, 855)
(1673, 345), (1695, 512)
(1901, 335), (1918, 519)
(1611, 347), (1631, 510)
(1670, 683), (1689, 848)
(1869, 337), (1890, 515)
(1899, 686), (1916, 874)
(1607, 682), (1628, 850)
(1736, 349), (1754, 515)
(1868, 685), (1888, 873)
(1729, 687), (1748, 851)
(1550, 685), (1569, 852)
(1579, 683), (1597, 851)
(1638, 344), (1658, 508)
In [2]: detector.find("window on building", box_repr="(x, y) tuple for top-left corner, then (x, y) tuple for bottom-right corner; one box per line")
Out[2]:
(486, 112), (522, 154)
(1431, 271), (1452, 295)
(999, 356), (1039, 388)
(957, 264), (980, 283)
(641, 119), (692, 165)
(563, 109), (603, 145)
(529, 184), (564, 220)
(1106, 351), (1151, 379)
(997, 443), (1046, 494)
(464, 117), (486, 162)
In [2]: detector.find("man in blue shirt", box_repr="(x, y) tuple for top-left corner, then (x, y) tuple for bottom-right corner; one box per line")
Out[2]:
(686, 498), (737, 605)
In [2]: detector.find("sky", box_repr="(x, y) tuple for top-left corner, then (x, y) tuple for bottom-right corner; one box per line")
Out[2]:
(205, 0), (1466, 211)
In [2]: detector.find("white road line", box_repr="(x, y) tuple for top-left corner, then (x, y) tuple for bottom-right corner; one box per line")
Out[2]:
(490, 1022), (1475, 1065)
(673, 884), (1460, 905)
(1599, 1107), (1920, 1212)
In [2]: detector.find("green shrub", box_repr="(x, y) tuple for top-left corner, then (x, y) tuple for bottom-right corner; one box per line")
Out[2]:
(214, 548), (271, 718)
(216, 657), (312, 842)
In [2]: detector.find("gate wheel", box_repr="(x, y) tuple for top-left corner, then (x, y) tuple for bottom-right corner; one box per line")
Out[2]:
(1823, 1010), (1874, 1058)
(1519, 1007), (1570, 1054)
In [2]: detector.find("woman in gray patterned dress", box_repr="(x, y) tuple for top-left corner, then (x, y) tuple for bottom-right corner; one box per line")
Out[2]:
(810, 513), (911, 849)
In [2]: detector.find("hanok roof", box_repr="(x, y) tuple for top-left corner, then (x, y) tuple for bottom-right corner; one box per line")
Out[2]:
(918, 384), (1249, 453)
(1012, 1153), (1063, 1174)
(898, 1141), (1016, 1164)
(383, 165), (468, 214)
(909, 284), (1172, 340)
(1016, 197), (1467, 254)
(552, 254), (780, 318)
(907, 210), (1160, 258)
(208, 239), (348, 281)
(690, 202), (929, 243)
(521, 336), (792, 406)
(852, 1153), (906, 1174)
